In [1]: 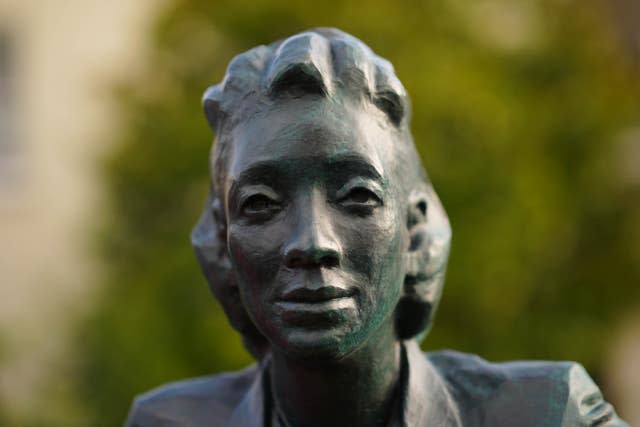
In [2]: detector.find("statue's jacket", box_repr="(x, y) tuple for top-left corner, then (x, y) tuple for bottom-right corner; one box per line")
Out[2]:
(125, 341), (627, 427)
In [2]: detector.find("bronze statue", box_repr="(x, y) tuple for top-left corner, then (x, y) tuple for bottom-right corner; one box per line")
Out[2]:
(124, 28), (627, 427)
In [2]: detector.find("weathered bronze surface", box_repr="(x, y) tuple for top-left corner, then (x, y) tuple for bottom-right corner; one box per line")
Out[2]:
(124, 28), (627, 427)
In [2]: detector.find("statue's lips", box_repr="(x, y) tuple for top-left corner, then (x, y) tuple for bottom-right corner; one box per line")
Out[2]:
(274, 287), (357, 326)
(277, 286), (356, 304)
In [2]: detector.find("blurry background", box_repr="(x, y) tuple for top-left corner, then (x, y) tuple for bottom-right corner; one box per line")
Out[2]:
(0, 0), (638, 426)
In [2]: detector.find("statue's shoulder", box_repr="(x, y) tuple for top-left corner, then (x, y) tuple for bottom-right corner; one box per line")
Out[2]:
(425, 350), (627, 426)
(123, 364), (259, 427)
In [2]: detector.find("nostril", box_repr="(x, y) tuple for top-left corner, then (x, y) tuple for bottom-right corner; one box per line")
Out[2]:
(284, 247), (340, 269)
(319, 254), (339, 268)
(284, 248), (305, 269)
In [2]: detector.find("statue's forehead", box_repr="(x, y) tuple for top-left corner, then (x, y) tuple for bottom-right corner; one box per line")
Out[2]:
(227, 98), (396, 182)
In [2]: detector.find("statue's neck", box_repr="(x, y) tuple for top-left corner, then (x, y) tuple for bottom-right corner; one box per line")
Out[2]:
(268, 322), (402, 427)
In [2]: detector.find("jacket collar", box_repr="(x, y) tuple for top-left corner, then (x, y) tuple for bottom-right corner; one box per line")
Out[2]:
(224, 356), (269, 427)
(402, 340), (462, 426)
(225, 341), (461, 427)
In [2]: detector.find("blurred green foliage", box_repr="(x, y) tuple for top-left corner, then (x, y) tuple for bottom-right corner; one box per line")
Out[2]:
(69, 0), (640, 426)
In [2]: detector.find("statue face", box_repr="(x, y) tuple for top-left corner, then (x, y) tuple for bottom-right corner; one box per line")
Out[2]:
(224, 97), (409, 360)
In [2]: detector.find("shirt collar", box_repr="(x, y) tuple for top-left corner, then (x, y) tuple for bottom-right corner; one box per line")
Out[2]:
(225, 341), (461, 427)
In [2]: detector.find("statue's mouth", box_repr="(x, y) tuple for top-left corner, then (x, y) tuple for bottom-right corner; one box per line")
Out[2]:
(278, 286), (355, 303)
(274, 286), (358, 328)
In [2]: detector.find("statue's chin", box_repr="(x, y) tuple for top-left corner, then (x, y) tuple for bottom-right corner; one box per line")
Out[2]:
(271, 331), (362, 363)
(266, 320), (367, 363)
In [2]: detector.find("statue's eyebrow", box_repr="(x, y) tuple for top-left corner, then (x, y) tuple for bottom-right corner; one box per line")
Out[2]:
(227, 161), (287, 200)
(228, 154), (386, 197)
(324, 154), (386, 185)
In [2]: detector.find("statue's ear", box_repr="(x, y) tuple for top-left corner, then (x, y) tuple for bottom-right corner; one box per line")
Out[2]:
(191, 191), (229, 279)
(202, 84), (225, 133)
(397, 186), (451, 341)
(191, 190), (269, 359)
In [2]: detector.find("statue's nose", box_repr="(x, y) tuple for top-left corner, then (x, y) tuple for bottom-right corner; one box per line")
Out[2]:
(283, 190), (341, 269)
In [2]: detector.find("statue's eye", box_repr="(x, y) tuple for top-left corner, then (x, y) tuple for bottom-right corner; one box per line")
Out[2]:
(338, 187), (382, 215)
(348, 188), (378, 203)
(241, 194), (280, 216)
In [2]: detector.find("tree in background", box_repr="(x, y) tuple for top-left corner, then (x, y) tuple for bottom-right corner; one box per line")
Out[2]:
(55, 1), (640, 426)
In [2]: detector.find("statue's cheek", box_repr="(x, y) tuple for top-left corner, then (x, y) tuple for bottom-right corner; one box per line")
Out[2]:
(227, 223), (283, 286)
(336, 209), (403, 277)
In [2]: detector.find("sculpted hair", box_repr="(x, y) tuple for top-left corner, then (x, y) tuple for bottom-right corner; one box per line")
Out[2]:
(203, 28), (409, 201)
(193, 28), (451, 359)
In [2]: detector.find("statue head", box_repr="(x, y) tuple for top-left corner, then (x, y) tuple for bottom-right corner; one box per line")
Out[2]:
(192, 28), (451, 360)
